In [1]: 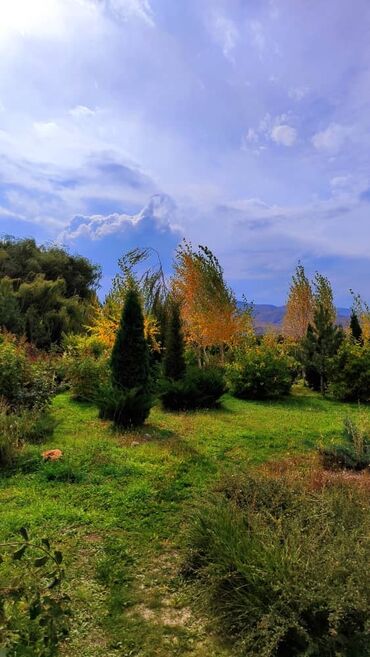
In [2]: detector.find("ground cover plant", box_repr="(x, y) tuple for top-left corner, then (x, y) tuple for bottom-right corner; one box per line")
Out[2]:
(0, 386), (369, 656)
(184, 470), (370, 657)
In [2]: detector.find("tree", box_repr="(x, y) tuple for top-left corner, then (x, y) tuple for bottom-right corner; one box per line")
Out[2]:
(0, 237), (101, 348)
(283, 264), (314, 340)
(172, 241), (253, 365)
(111, 285), (150, 391)
(300, 273), (343, 395)
(350, 310), (363, 343)
(163, 299), (186, 380)
(301, 304), (343, 395)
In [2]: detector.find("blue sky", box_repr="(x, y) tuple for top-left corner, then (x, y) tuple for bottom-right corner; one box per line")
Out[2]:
(1, 0), (370, 303)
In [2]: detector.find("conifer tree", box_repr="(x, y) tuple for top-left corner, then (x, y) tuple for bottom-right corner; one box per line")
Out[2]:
(301, 304), (343, 395)
(350, 310), (363, 343)
(163, 300), (186, 380)
(111, 285), (150, 391)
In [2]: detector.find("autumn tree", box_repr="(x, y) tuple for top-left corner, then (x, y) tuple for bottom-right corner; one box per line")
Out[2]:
(89, 248), (164, 352)
(283, 264), (314, 340)
(172, 241), (252, 365)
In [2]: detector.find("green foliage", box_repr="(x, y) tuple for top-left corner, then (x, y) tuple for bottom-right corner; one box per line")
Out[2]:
(111, 286), (150, 391)
(226, 344), (294, 400)
(98, 383), (152, 427)
(0, 237), (100, 349)
(301, 305), (343, 395)
(330, 339), (370, 402)
(350, 310), (363, 343)
(0, 529), (70, 656)
(185, 473), (370, 657)
(160, 367), (225, 410)
(320, 413), (370, 471)
(163, 300), (186, 380)
(0, 338), (55, 411)
(65, 354), (109, 402)
(0, 402), (56, 469)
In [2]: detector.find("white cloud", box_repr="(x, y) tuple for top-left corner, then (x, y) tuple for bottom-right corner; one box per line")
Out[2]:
(69, 105), (96, 119)
(249, 20), (265, 54)
(271, 124), (297, 146)
(106, 0), (155, 26)
(209, 11), (239, 61)
(312, 123), (351, 152)
(33, 121), (59, 137)
(289, 86), (309, 101)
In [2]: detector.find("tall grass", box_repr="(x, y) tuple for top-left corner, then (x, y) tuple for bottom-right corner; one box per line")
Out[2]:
(184, 471), (370, 657)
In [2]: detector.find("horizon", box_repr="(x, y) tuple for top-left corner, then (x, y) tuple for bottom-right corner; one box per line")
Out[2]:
(1, 1), (370, 306)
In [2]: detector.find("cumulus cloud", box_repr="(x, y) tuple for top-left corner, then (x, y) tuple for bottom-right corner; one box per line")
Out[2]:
(62, 193), (179, 241)
(312, 123), (352, 152)
(271, 124), (297, 146)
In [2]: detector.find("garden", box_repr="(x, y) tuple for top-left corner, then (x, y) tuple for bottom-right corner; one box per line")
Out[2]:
(0, 238), (369, 656)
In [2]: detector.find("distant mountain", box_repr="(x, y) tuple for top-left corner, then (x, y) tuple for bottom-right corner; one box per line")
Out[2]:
(239, 303), (351, 334)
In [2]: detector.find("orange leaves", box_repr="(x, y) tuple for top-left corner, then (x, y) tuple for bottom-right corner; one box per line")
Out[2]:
(172, 241), (252, 354)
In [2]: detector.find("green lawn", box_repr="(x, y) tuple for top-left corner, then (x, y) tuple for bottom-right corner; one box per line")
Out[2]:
(0, 387), (364, 656)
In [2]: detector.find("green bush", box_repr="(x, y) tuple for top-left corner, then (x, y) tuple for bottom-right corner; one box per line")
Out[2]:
(0, 406), (19, 468)
(320, 414), (370, 471)
(226, 344), (294, 400)
(98, 383), (152, 428)
(330, 340), (370, 402)
(184, 473), (370, 657)
(0, 338), (55, 410)
(0, 402), (56, 469)
(160, 367), (225, 411)
(0, 528), (70, 656)
(65, 354), (109, 402)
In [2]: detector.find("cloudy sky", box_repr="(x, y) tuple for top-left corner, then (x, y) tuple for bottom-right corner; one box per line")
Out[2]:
(1, 0), (370, 303)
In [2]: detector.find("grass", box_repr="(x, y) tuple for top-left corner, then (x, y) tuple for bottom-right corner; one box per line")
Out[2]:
(0, 385), (368, 656)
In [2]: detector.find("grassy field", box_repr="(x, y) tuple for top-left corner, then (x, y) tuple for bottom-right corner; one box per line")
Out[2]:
(0, 386), (365, 657)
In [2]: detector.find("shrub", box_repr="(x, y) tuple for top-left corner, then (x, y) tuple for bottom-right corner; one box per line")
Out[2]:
(184, 472), (370, 657)
(320, 414), (370, 471)
(0, 404), (19, 468)
(160, 367), (225, 411)
(0, 528), (70, 656)
(98, 383), (152, 428)
(226, 344), (294, 400)
(0, 402), (56, 470)
(330, 340), (370, 402)
(0, 337), (55, 410)
(65, 354), (109, 402)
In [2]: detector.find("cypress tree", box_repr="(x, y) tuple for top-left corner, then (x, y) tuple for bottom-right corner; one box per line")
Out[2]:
(111, 286), (150, 391)
(163, 300), (186, 380)
(350, 310), (363, 343)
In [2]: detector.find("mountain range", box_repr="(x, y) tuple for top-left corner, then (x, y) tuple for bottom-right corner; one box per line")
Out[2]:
(249, 304), (351, 334)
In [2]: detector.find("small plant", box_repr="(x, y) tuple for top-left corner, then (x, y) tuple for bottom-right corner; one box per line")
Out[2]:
(226, 343), (294, 400)
(160, 367), (225, 411)
(320, 413), (370, 471)
(0, 528), (70, 656)
(184, 472), (370, 657)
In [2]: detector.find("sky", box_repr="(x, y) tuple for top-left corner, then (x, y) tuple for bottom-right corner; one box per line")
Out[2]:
(0, 0), (370, 304)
